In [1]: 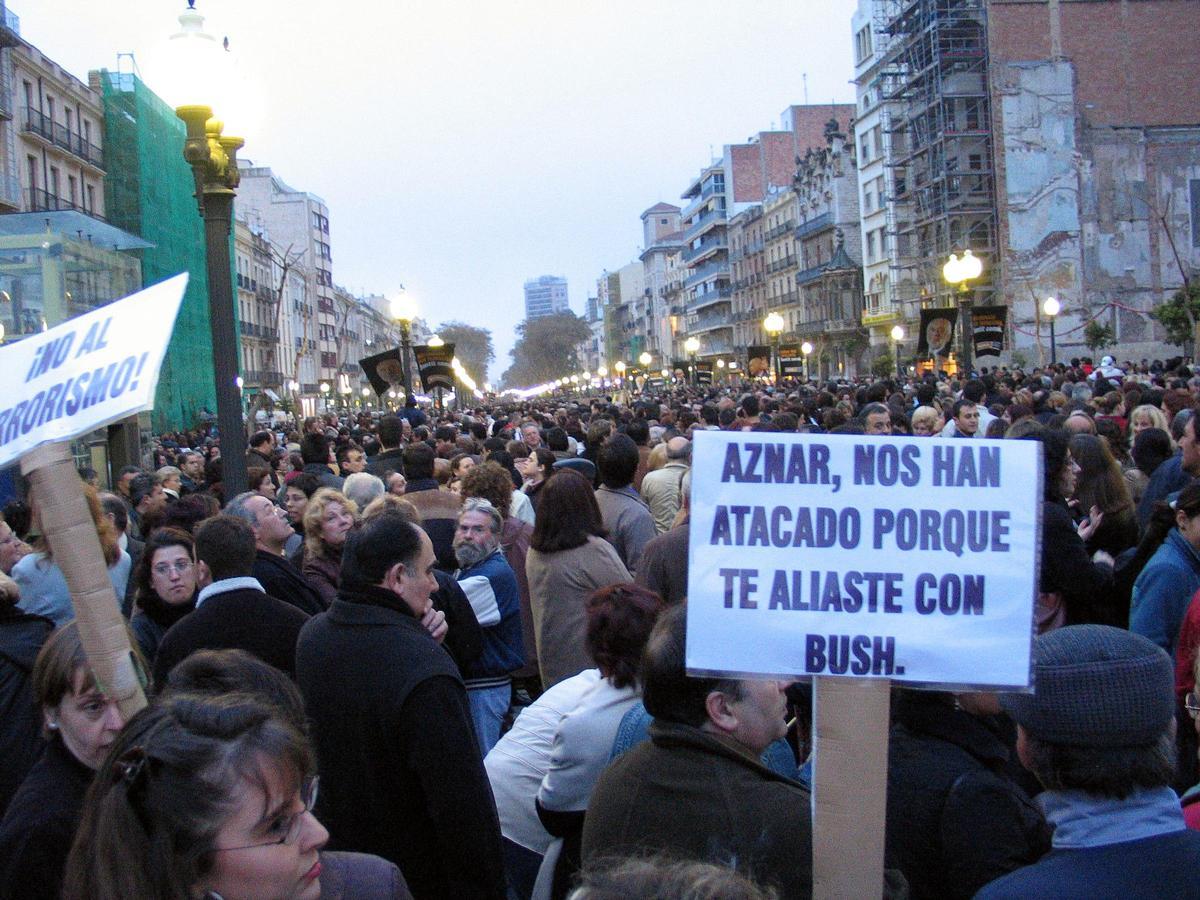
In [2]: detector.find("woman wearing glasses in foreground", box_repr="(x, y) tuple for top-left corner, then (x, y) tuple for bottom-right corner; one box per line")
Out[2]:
(61, 687), (410, 900)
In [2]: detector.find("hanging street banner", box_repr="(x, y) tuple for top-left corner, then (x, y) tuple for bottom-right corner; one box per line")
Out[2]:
(686, 431), (1041, 689)
(414, 343), (456, 392)
(917, 307), (958, 357)
(971, 306), (1008, 358)
(696, 361), (714, 385)
(0, 274), (187, 470)
(747, 345), (772, 378)
(360, 347), (405, 396)
(778, 343), (806, 378)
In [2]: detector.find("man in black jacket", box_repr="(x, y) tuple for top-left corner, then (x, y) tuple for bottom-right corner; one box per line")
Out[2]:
(366, 415), (407, 480)
(224, 491), (325, 616)
(296, 513), (505, 899)
(153, 515), (309, 683)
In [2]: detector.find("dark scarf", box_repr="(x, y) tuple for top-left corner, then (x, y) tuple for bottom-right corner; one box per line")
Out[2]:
(137, 588), (198, 630)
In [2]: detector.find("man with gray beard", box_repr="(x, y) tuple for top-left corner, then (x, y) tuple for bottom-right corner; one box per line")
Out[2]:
(454, 498), (525, 754)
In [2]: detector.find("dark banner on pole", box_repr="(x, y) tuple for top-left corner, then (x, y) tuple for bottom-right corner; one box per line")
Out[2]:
(916, 308), (958, 357)
(748, 345), (772, 378)
(671, 360), (689, 381)
(414, 343), (456, 392)
(360, 348), (404, 396)
(971, 306), (1007, 358)
(645, 376), (665, 392)
(777, 344), (805, 378)
(696, 361), (714, 385)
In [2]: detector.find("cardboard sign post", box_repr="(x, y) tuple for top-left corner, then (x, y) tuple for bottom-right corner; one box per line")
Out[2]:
(22, 443), (146, 718)
(812, 677), (891, 899)
(1, 274), (186, 719)
(686, 431), (1042, 895)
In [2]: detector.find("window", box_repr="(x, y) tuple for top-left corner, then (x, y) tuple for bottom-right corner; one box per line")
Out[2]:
(25, 155), (36, 193)
(67, 175), (77, 206)
(85, 184), (95, 213)
(22, 81), (31, 113)
(660, 218), (668, 225)
(46, 97), (54, 122)
(64, 109), (72, 136)
(49, 167), (59, 199)
(866, 231), (876, 261)
(855, 25), (873, 64)
(83, 120), (92, 147)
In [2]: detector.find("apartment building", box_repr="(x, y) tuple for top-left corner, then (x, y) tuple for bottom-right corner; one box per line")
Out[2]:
(638, 202), (685, 362)
(524, 275), (569, 320)
(236, 162), (337, 389)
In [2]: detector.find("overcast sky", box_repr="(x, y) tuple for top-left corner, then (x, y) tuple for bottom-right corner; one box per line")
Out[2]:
(22, 1), (855, 382)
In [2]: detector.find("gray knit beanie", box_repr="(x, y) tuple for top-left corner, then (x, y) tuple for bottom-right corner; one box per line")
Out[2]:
(1000, 625), (1174, 747)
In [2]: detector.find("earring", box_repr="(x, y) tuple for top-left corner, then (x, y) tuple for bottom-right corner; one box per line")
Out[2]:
(47, 721), (59, 730)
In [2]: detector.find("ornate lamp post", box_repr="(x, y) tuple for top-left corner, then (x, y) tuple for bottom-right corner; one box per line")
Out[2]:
(684, 336), (700, 385)
(763, 312), (785, 381)
(614, 360), (626, 387)
(1043, 297), (1060, 365)
(389, 289), (417, 400)
(319, 381), (330, 410)
(943, 249), (983, 375)
(801, 340), (814, 381)
(890, 325), (905, 377)
(169, 2), (248, 495)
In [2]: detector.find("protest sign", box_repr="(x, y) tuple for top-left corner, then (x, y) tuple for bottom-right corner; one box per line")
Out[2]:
(414, 343), (456, 392)
(686, 431), (1040, 689)
(0, 273), (187, 470)
(778, 343), (805, 378)
(971, 305), (1008, 358)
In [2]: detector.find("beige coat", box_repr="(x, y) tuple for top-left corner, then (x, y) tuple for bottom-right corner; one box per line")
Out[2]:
(525, 536), (631, 689)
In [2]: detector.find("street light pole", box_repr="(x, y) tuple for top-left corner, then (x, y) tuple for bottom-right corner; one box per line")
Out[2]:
(684, 336), (700, 385)
(763, 312), (784, 383)
(1043, 297), (1060, 366)
(890, 325), (905, 378)
(801, 341), (814, 382)
(178, 105), (247, 496)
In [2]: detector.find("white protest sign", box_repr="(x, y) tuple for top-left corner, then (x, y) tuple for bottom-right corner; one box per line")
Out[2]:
(686, 431), (1041, 689)
(0, 273), (187, 469)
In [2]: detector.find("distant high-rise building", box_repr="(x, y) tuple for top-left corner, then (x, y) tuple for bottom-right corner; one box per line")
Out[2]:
(524, 275), (569, 319)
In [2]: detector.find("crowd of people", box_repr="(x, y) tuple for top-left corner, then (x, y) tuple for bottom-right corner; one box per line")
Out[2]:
(0, 354), (1199, 898)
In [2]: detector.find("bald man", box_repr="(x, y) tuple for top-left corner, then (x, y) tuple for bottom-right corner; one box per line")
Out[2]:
(640, 437), (692, 534)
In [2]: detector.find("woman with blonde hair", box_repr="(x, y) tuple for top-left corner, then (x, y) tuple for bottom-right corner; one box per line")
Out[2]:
(11, 486), (131, 626)
(293, 488), (357, 610)
(910, 406), (943, 437)
(1130, 404), (1172, 444)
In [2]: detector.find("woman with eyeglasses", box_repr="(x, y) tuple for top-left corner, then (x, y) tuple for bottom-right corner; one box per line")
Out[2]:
(61, 691), (329, 900)
(130, 528), (199, 665)
(0, 622), (133, 899)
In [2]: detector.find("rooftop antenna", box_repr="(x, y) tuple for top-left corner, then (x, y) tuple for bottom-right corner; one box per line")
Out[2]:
(803, 73), (808, 105)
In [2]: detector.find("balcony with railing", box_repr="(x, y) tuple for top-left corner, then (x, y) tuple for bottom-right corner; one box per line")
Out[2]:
(0, 4), (19, 45)
(243, 369), (285, 387)
(26, 188), (107, 222)
(684, 259), (730, 289)
(767, 253), (797, 275)
(794, 211), (833, 241)
(239, 321), (280, 343)
(690, 308), (733, 334)
(764, 219), (795, 242)
(256, 285), (277, 303)
(796, 262), (831, 286)
(22, 108), (104, 169)
(682, 234), (727, 265)
(689, 285), (733, 313)
(683, 206), (727, 242)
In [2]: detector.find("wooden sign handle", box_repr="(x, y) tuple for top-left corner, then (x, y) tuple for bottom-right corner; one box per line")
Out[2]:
(21, 442), (147, 719)
(812, 676), (891, 899)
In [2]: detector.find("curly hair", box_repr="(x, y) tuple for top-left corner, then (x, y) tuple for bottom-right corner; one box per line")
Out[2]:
(301, 488), (358, 561)
(459, 461), (514, 521)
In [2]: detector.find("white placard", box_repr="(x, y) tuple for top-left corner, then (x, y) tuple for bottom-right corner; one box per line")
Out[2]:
(0, 273), (188, 469)
(686, 431), (1041, 689)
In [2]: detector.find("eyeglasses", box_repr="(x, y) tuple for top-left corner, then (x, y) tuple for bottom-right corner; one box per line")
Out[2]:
(1186, 692), (1200, 721)
(151, 560), (194, 577)
(213, 776), (319, 852)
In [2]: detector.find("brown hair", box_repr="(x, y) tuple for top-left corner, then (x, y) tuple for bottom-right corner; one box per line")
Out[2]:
(530, 470), (605, 553)
(460, 461), (514, 521)
(301, 488), (358, 561)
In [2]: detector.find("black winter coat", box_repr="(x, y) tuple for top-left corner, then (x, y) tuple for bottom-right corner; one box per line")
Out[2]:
(296, 585), (505, 900)
(0, 611), (53, 818)
(884, 693), (1051, 900)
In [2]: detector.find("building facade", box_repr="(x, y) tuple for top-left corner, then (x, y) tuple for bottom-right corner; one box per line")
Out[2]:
(524, 275), (569, 320)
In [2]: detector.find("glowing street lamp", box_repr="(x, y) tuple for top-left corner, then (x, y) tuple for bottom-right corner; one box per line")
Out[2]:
(763, 312), (785, 381)
(389, 288), (418, 400)
(638, 351), (652, 368)
(800, 340), (814, 381)
(943, 249), (984, 373)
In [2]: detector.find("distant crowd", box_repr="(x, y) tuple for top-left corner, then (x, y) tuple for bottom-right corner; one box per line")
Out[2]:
(0, 351), (1198, 898)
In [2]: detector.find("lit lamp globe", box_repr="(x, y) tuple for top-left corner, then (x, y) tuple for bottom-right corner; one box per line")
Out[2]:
(319, 382), (330, 394)
(890, 325), (905, 342)
(427, 334), (444, 348)
(684, 336), (700, 355)
(614, 361), (626, 375)
(716, 359), (725, 368)
(638, 352), (652, 367)
(582, 371), (590, 381)
(570, 375), (579, 384)
(763, 312), (785, 336)
(597, 365), (608, 378)
(801, 341), (814, 356)
(390, 291), (417, 323)
(1043, 297), (1061, 318)
(660, 368), (669, 378)
(362, 387), (370, 397)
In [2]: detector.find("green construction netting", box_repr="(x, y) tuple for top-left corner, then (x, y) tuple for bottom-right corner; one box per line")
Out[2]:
(99, 69), (224, 434)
